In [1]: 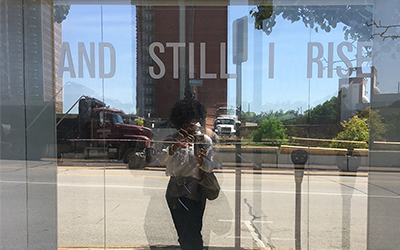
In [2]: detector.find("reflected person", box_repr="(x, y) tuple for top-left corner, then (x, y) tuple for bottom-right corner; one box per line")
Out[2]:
(159, 98), (216, 250)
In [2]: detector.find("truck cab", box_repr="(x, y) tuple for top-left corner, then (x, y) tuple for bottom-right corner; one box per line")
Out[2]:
(213, 116), (238, 137)
(57, 96), (154, 169)
(89, 108), (154, 164)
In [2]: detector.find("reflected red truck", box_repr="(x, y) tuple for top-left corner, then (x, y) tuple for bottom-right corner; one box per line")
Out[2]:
(57, 96), (154, 169)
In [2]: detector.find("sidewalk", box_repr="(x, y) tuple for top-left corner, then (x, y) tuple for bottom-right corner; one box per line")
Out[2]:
(58, 245), (290, 250)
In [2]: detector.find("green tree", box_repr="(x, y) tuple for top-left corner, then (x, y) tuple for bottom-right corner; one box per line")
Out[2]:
(285, 96), (338, 126)
(251, 116), (287, 142)
(358, 107), (386, 142)
(330, 115), (369, 149)
(385, 109), (400, 142)
(306, 96), (339, 125)
(240, 111), (256, 123)
(135, 117), (144, 126)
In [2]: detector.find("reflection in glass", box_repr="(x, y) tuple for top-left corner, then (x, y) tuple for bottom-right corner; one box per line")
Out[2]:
(3, 0), (400, 249)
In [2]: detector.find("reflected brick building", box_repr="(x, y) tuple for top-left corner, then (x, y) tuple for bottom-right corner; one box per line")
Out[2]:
(136, 5), (228, 120)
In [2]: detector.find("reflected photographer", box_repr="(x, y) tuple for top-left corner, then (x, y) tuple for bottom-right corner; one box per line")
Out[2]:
(159, 98), (219, 250)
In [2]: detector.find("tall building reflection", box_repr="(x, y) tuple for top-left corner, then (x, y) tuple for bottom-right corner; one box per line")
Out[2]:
(136, 5), (228, 120)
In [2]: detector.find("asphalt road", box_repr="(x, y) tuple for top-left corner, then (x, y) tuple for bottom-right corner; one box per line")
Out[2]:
(6, 159), (400, 249)
(57, 166), (369, 250)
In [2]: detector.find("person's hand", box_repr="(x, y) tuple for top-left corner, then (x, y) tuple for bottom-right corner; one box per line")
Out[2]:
(169, 128), (195, 154)
(196, 147), (207, 165)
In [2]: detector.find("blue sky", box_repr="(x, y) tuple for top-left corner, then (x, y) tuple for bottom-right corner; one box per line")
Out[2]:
(227, 6), (371, 114)
(61, 5), (136, 113)
(60, 4), (367, 114)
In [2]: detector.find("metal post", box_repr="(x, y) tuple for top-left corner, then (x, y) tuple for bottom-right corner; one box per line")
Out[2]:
(294, 168), (303, 250)
(235, 62), (242, 249)
(291, 149), (308, 250)
(235, 159), (241, 249)
(232, 15), (247, 249)
(179, 5), (186, 99)
(340, 173), (354, 250)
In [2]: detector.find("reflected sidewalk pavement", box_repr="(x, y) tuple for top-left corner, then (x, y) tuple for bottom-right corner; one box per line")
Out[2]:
(58, 246), (291, 249)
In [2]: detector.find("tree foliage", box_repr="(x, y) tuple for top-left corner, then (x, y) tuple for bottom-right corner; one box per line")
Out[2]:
(384, 109), (400, 142)
(54, 5), (70, 23)
(250, 4), (373, 41)
(330, 108), (386, 149)
(358, 107), (386, 142)
(251, 116), (287, 142)
(135, 117), (144, 126)
(242, 109), (298, 125)
(330, 115), (369, 149)
(242, 96), (338, 127)
(305, 96), (339, 125)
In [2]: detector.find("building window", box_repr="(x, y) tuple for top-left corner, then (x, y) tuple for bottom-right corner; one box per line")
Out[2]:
(145, 77), (153, 85)
(145, 24), (152, 32)
(145, 97), (153, 105)
(145, 13), (153, 21)
(145, 35), (153, 43)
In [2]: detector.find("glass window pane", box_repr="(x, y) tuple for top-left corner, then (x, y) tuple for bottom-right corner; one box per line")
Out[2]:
(3, 1), (400, 249)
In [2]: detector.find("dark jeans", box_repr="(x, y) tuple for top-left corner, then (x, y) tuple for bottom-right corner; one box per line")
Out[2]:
(166, 196), (206, 250)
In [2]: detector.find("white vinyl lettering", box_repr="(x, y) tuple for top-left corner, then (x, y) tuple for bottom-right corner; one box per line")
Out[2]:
(57, 42), (116, 79)
(58, 42), (76, 78)
(307, 42), (324, 78)
(200, 43), (217, 79)
(166, 42), (185, 79)
(336, 42), (353, 78)
(220, 43), (236, 79)
(99, 42), (116, 78)
(78, 42), (95, 78)
(269, 43), (274, 79)
(327, 42), (334, 78)
(149, 42), (165, 79)
(189, 42), (195, 79)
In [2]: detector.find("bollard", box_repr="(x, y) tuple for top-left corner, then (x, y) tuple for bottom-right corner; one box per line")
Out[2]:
(291, 148), (308, 250)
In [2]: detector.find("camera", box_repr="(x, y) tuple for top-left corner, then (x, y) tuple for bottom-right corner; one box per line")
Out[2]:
(194, 133), (205, 156)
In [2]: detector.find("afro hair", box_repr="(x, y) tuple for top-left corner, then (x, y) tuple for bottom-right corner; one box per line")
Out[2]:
(169, 98), (207, 129)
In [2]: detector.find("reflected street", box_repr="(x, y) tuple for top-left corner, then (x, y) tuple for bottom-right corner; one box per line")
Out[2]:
(57, 165), (369, 249)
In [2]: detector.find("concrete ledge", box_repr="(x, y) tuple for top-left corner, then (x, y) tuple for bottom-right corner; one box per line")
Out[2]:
(370, 150), (400, 167)
(353, 148), (369, 156)
(292, 136), (367, 148)
(215, 145), (279, 154)
(215, 145), (368, 168)
(372, 141), (400, 151)
(280, 145), (348, 156)
(214, 146), (278, 165)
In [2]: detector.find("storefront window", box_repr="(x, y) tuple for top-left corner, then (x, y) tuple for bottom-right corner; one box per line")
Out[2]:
(1, 1), (400, 249)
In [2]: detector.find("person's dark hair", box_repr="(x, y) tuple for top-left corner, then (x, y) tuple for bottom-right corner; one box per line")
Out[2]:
(169, 98), (207, 129)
